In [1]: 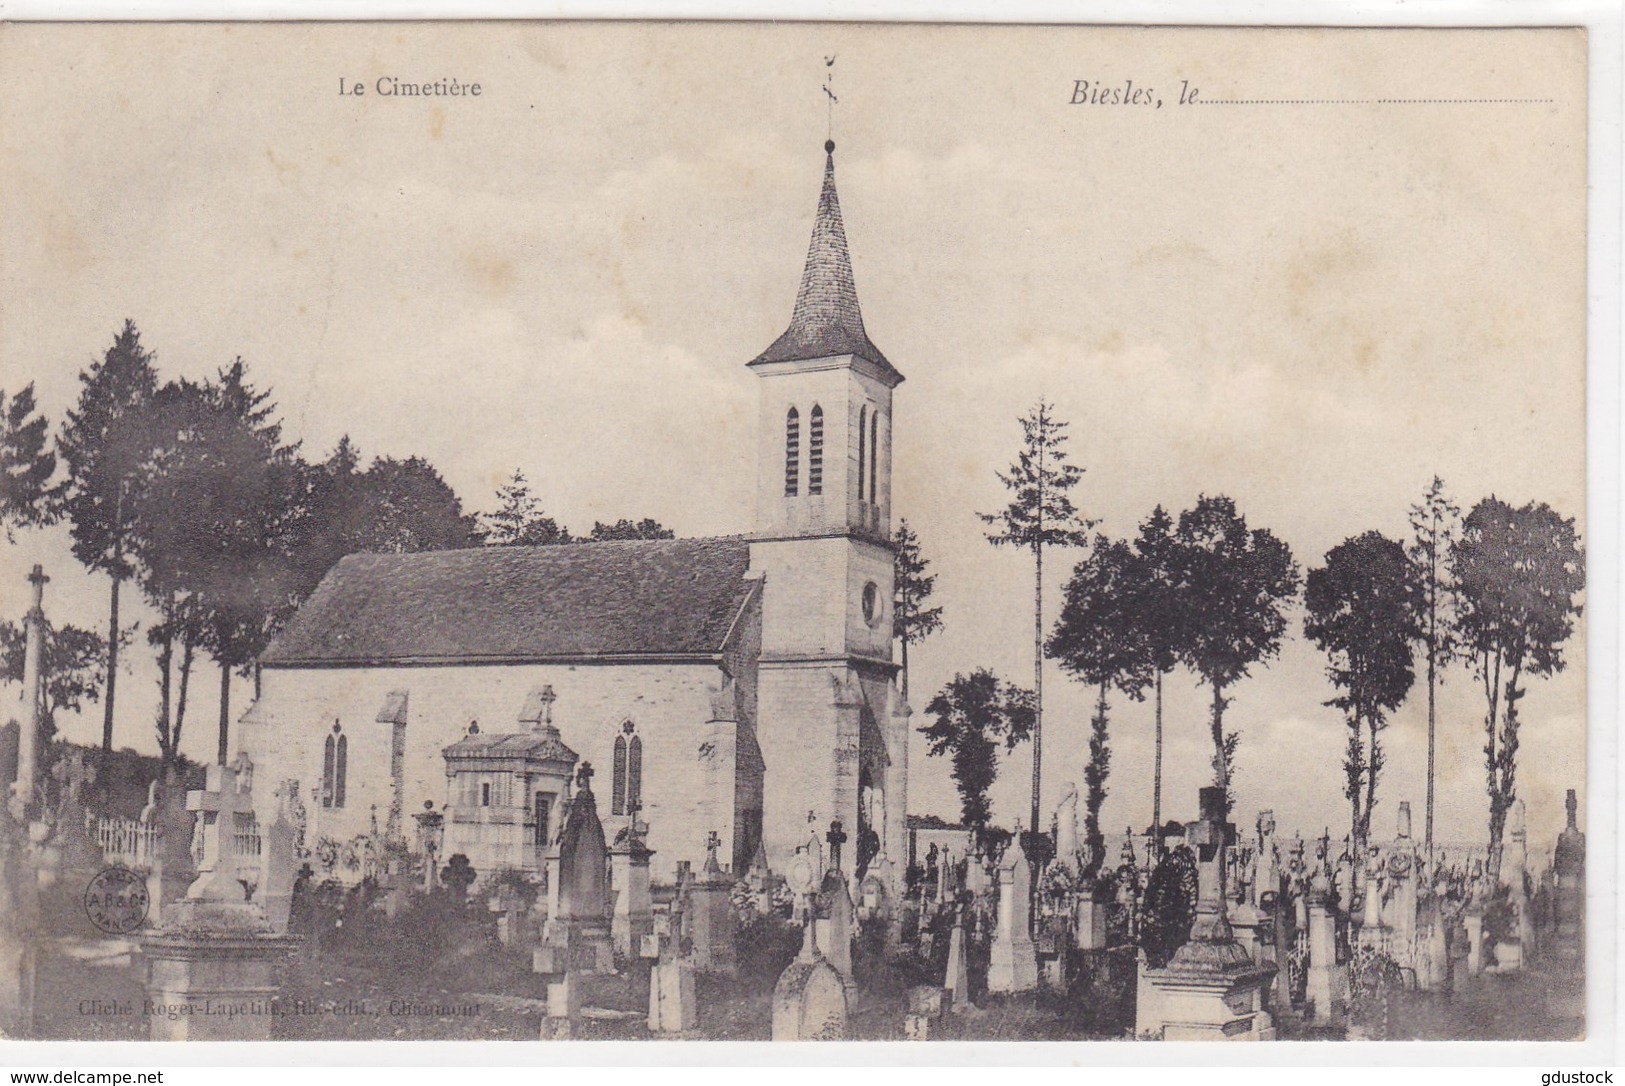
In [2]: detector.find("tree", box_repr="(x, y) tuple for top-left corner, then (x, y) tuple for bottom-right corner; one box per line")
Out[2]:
(892, 519), (944, 704)
(1407, 477), (1461, 852)
(980, 399), (1095, 839)
(1128, 505), (1192, 838)
(0, 384), (58, 538)
(0, 619), (108, 746)
(355, 456), (478, 554)
(920, 669), (1036, 843)
(1303, 531), (1421, 854)
(480, 469), (574, 546)
(56, 320), (161, 757)
(1451, 497), (1584, 883)
(588, 518), (674, 542)
(1172, 495), (1299, 810)
(1048, 536), (1154, 877)
(131, 361), (304, 765)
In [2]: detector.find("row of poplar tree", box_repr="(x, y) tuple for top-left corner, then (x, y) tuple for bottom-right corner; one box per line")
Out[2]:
(896, 401), (1584, 888)
(0, 321), (672, 771)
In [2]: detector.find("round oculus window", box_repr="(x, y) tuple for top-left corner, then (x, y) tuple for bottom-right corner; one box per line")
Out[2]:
(861, 581), (881, 626)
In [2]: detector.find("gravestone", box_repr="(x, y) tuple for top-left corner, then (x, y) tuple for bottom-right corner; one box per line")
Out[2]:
(646, 899), (697, 1036)
(535, 763), (614, 977)
(184, 754), (257, 905)
(1552, 788), (1585, 961)
(8, 566), (48, 820)
(1305, 865), (1346, 1025)
(141, 775), (197, 914)
(686, 830), (738, 975)
(35, 755), (107, 940)
(1502, 799), (1532, 968)
(1136, 787), (1277, 1041)
(771, 855), (847, 1041)
(257, 780), (300, 932)
(0, 800), (39, 1037)
(1055, 783), (1081, 867)
(944, 904), (970, 1012)
(814, 822), (855, 989)
(142, 753), (300, 1041)
(987, 839), (1037, 993)
(610, 820), (654, 959)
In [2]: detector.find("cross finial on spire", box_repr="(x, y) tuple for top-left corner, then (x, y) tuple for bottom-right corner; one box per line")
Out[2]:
(823, 54), (838, 144)
(577, 761), (594, 790)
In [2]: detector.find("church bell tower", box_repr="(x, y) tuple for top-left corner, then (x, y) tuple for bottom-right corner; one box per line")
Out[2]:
(748, 140), (908, 886)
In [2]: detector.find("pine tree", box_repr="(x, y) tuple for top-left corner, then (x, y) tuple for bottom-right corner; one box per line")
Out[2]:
(892, 519), (944, 705)
(56, 320), (161, 757)
(480, 469), (573, 546)
(0, 383), (59, 539)
(1407, 476), (1461, 852)
(980, 399), (1095, 840)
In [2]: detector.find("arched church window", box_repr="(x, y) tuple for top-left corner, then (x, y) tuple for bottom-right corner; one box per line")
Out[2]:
(870, 409), (880, 504)
(784, 408), (801, 497)
(858, 405), (868, 501)
(335, 733), (348, 809)
(627, 735), (643, 816)
(323, 722), (347, 809)
(614, 720), (643, 817)
(612, 733), (628, 816)
(808, 405), (824, 495)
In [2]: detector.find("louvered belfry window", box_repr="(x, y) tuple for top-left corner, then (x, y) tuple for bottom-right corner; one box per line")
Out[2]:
(785, 407), (801, 496)
(870, 409), (880, 504)
(808, 405), (824, 495)
(858, 405), (868, 501)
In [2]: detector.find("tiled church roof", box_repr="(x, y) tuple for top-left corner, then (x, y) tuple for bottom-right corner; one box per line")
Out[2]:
(751, 144), (903, 386)
(261, 536), (754, 666)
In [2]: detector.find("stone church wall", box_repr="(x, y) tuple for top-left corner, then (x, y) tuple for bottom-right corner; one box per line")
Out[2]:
(240, 660), (745, 885)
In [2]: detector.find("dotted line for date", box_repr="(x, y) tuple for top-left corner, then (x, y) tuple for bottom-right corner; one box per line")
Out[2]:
(1200, 97), (1556, 105)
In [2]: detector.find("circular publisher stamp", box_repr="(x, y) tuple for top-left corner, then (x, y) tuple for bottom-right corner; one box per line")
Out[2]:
(83, 866), (150, 935)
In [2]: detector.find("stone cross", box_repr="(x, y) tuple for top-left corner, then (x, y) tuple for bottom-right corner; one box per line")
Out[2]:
(1185, 786), (1237, 944)
(186, 755), (257, 903)
(826, 820), (847, 875)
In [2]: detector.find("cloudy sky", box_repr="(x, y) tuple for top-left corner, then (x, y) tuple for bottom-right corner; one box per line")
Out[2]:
(0, 23), (1588, 854)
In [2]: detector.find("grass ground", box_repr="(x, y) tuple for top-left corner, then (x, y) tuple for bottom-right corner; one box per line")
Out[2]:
(25, 929), (1586, 1043)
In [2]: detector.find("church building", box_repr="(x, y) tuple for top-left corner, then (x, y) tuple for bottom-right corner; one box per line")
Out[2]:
(238, 140), (912, 890)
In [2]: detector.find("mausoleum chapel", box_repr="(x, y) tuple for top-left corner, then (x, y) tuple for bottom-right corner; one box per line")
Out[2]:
(238, 140), (912, 891)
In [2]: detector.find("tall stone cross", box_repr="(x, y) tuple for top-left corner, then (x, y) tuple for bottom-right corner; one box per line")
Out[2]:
(1187, 786), (1237, 943)
(186, 754), (256, 902)
(826, 819), (848, 875)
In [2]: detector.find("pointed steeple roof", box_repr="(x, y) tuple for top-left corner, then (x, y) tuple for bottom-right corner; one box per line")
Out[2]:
(751, 142), (902, 386)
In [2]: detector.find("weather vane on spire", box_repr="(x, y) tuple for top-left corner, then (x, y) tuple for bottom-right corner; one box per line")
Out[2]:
(823, 54), (838, 148)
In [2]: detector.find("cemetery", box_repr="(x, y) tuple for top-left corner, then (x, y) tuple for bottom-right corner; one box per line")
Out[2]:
(0, 565), (1588, 1043)
(0, 91), (1590, 1050)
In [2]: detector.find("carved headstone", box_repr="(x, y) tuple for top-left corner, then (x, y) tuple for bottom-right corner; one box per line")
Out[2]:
(1552, 788), (1585, 961)
(535, 762), (613, 976)
(988, 839), (1037, 993)
(772, 842), (848, 1040)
